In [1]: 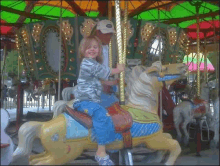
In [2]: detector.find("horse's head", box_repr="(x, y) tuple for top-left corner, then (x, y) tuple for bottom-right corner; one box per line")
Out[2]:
(143, 62), (188, 90)
(127, 61), (187, 114)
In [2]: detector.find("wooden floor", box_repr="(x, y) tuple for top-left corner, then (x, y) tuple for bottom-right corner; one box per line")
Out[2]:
(7, 113), (219, 165)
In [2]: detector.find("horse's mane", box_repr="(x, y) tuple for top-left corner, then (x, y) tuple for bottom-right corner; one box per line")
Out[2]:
(126, 61), (162, 112)
(125, 65), (147, 98)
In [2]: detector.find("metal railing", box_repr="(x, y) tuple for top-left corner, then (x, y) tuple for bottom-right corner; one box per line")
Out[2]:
(2, 91), (55, 111)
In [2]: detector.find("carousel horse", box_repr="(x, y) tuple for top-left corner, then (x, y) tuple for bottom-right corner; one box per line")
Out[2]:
(208, 80), (219, 149)
(1, 109), (14, 165)
(6, 74), (38, 106)
(210, 97), (219, 149)
(33, 80), (56, 108)
(173, 81), (215, 145)
(12, 61), (187, 165)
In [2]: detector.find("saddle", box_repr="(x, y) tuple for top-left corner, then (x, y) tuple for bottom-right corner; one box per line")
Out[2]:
(65, 102), (133, 148)
(193, 98), (207, 117)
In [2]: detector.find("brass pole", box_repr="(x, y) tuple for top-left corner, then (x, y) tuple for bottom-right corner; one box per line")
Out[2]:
(158, 8), (163, 122)
(212, 17), (219, 98)
(108, 1), (112, 68)
(58, 0), (62, 100)
(123, 1), (128, 65)
(1, 45), (7, 107)
(18, 56), (20, 80)
(204, 34), (207, 83)
(196, 13), (200, 97)
(114, 0), (125, 105)
(187, 53), (189, 82)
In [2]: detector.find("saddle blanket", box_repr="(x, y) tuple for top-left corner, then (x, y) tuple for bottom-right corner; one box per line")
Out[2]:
(63, 112), (161, 142)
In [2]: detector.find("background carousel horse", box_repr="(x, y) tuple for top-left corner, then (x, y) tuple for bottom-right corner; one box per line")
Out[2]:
(12, 61), (187, 165)
(1, 109), (14, 165)
(33, 80), (56, 108)
(208, 79), (219, 149)
(210, 96), (219, 149)
(6, 74), (38, 106)
(173, 81), (215, 145)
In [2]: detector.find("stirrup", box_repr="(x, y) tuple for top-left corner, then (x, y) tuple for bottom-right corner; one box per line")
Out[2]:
(200, 117), (210, 141)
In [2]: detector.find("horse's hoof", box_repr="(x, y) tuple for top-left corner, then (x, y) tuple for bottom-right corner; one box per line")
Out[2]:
(183, 137), (189, 146)
(210, 140), (217, 149)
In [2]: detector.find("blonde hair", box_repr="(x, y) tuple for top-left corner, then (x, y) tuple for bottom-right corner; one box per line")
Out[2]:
(79, 36), (103, 63)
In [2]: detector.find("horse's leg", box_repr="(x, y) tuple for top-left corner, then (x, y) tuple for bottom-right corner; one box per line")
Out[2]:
(42, 93), (45, 109)
(181, 114), (191, 146)
(173, 107), (182, 143)
(152, 133), (174, 163)
(205, 112), (215, 130)
(144, 132), (181, 165)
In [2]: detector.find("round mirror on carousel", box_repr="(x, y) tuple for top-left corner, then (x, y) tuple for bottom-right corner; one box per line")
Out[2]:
(41, 26), (68, 76)
(142, 27), (168, 66)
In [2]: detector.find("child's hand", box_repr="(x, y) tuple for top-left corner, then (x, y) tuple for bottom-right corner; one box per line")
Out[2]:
(117, 63), (125, 72)
(113, 78), (120, 85)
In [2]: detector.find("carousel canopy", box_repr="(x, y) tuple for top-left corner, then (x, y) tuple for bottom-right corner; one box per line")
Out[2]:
(1, 1), (219, 41)
(183, 52), (215, 73)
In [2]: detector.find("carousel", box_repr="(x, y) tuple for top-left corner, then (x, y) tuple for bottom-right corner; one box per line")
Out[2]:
(1, 0), (219, 165)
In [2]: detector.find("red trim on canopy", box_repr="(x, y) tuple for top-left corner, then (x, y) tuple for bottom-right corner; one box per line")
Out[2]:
(1, 20), (13, 34)
(187, 20), (219, 40)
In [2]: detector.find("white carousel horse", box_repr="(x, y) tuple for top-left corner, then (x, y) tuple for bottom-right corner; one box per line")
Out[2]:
(210, 97), (219, 149)
(12, 61), (187, 165)
(208, 79), (219, 148)
(33, 81), (56, 108)
(1, 109), (14, 165)
(173, 81), (215, 145)
(6, 77), (38, 106)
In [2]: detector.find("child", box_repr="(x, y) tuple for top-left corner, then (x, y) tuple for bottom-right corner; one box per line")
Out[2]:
(73, 36), (124, 165)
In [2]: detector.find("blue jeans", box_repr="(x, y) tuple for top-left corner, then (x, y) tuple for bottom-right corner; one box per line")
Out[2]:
(73, 100), (115, 145)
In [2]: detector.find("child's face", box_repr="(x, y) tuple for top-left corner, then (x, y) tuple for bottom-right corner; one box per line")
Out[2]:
(84, 39), (99, 59)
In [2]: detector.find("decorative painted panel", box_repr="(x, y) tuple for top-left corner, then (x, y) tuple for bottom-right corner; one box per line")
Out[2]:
(25, 18), (77, 81)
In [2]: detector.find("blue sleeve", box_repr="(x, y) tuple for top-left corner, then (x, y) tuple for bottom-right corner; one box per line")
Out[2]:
(81, 58), (111, 80)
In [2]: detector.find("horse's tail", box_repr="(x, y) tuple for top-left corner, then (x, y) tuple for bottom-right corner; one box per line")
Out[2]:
(52, 100), (68, 118)
(12, 121), (43, 162)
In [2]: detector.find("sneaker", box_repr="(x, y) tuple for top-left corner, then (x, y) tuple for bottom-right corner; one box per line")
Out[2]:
(95, 155), (114, 165)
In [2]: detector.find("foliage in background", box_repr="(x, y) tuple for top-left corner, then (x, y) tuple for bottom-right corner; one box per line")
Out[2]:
(1, 50), (23, 79)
